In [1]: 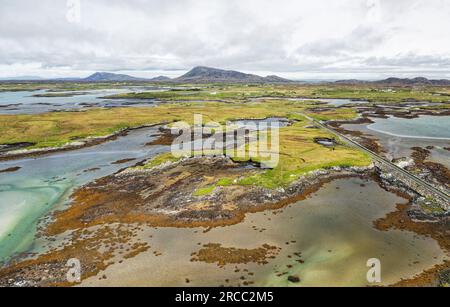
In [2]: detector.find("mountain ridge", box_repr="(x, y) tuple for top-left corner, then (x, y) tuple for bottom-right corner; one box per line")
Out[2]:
(82, 72), (172, 82)
(2, 68), (450, 85)
(335, 77), (450, 86)
(174, 66), (292, 83)
(83, 72), (146, 82)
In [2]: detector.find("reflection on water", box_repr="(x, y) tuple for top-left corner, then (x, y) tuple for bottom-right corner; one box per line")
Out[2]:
(81, 178), (447, 287)
(0, 87), (166, 114)
(0, 126), (168, 263)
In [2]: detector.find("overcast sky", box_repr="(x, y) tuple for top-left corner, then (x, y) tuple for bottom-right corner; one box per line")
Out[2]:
(1, 0), (450, 80)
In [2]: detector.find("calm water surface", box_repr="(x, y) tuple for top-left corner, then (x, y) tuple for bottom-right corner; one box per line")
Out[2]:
(368, 116), (450, 140)
(81, 178), (447, 287)
(0, 87), (166, 114)
(0, 127), (168, 263)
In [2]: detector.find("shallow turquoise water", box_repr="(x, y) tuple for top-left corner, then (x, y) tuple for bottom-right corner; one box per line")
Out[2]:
(0, 127), (167, 263)
(368, 116), (450, 140)
(81, 178), (447, 287)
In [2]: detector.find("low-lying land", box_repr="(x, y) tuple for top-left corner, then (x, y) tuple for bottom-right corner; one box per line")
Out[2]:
(102, 81), (450, 103)
(0, 82), (448, 287)
(0, 156), (373, 286)
(0, 100), (308, 151)
(1, 82), (449, 152)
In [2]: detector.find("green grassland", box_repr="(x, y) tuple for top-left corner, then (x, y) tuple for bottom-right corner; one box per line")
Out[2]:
(193, 185), (217, 197)
(0, 100), (313, 148)
(2, 81), (449, 103)
(2, 81), (447, 190)
(305, 108), (358, 121)
(306, 86), (450, 103)
(134, 114), (371, 191)
(105, 84), (450, 104)
(236, 119), (371, 188)
(134, 152), (183, 170)
(104, 85), (309, 102)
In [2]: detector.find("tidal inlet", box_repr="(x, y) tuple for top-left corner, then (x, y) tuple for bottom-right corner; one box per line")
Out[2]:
(0, 0), (449, 293)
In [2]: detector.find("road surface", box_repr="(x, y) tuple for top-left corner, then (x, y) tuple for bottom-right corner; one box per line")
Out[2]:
(301, 113), (450, 203)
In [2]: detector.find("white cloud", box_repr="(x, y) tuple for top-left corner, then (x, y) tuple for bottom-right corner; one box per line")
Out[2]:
(0, 0), (449, 79)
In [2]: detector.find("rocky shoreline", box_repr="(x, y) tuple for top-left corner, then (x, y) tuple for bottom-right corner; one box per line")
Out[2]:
(0, 123), (167, 162)
(373, 168), (450, 286)
(0, 151), (448, 287)
(0, 156), (374, 287)
(410, 147), (450, 190)
(46, 156), (375, 234)
(327, 108), (449, 207)
(0, 103), (448, 287)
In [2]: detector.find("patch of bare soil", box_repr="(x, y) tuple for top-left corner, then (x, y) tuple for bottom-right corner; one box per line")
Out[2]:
(146, 128), (177, 146)
(190, 243), (280, 267)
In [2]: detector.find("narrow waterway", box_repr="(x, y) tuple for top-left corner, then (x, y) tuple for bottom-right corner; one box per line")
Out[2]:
(0, 126), (168, 263)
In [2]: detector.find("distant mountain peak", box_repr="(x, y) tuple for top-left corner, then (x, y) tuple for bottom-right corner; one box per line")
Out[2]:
(374, 77), (450, 86)
(149, 75), (171, 81)
(335, 77), (450, 86)
(83, 72), (145, 82)
(80, 72), (172, 82)
(176, 66), (292, 83)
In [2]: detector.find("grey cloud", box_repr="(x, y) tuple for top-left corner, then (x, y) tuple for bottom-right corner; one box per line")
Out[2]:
(296, 26), (388, 57)
(0, 0), (449, 78)
(363, 54), (450, 69)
